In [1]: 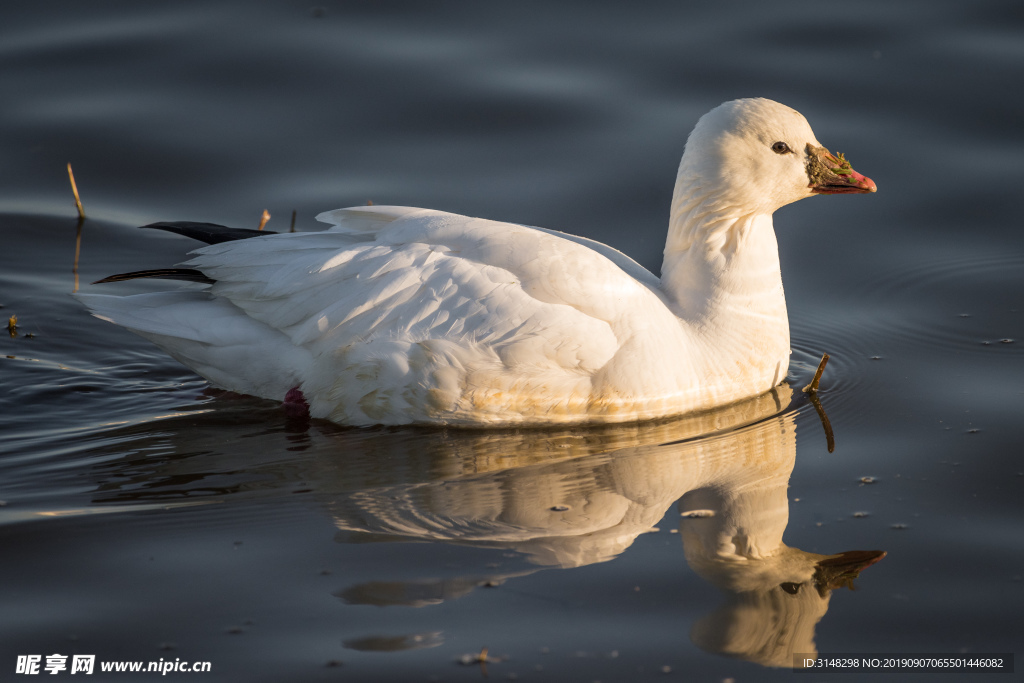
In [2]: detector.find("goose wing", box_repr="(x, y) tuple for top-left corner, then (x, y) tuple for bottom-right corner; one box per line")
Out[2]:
(188, 206), (667, 360)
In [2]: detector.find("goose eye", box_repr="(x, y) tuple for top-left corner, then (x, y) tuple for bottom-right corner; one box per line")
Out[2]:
(772, 141), (791, 155)
(780, 582), (801, 595)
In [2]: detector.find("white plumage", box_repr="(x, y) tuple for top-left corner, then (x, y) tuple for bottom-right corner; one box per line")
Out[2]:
(79, 98), (875, 426)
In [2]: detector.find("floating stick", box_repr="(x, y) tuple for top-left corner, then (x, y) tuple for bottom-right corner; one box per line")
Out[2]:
(67, 163), (85, 219)
(257, 209), (271, 231)
(802, 353), (829, 393)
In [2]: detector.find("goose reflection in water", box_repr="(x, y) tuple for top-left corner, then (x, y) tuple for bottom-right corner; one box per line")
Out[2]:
(86, 384), (883, 669)
(320, 385), (884, 667)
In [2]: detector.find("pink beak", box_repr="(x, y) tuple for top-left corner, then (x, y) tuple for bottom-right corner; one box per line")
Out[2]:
(807, 145), (877, 194)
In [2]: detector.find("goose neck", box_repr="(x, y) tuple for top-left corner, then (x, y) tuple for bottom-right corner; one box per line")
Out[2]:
(660, 191), (785, 324)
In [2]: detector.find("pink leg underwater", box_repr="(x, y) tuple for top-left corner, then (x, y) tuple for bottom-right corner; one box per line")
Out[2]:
(283, 387), (310, 419)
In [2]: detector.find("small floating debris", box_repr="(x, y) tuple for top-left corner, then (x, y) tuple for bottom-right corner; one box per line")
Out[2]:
(890, 523), (908, 530)
(1000, 338), (1014, 344)
(680, 509), (715, 518)
(549, 505), (570, 512)
(852, 511), (869, 518)
(859, 476), (878, 485)
(7, 315), (16, 336)
(967, 428), (980, 434)
(457, 647), (503, 666)
(870, 355), (882, 360)
(958, 313), (970, 318)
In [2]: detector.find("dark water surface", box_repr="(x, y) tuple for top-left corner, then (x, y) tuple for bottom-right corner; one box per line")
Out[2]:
(1, 1), (1022, 681)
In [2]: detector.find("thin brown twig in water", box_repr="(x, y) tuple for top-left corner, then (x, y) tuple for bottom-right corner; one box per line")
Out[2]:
(67, 163), (85, 219)
(289, 209), (296, 233)
(257, 209), (271, 231)
(802, 353), (830, 393)
(801, 353), (835, 452)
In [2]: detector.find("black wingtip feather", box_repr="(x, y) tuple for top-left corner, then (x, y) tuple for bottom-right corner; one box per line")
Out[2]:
(91, 221), (276, 284)
(92, 268), (216, 285)
(141, 221), (277, 244)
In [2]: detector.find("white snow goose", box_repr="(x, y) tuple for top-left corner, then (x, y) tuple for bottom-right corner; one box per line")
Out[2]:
(79, 98), (876, 426)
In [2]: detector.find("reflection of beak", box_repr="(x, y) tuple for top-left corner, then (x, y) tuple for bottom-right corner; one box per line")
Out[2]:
(813, 549), (886, 595)
(807, 144), (877, 194)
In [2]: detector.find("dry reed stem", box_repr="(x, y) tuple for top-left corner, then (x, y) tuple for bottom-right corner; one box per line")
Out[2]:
(257, 209), (271, 231)
(67, 163), (85, 219)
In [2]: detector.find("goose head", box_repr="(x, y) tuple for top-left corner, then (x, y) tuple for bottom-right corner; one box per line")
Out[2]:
(678, 98), (876, 215)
